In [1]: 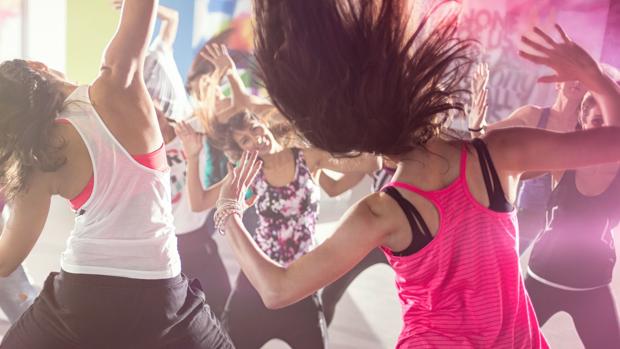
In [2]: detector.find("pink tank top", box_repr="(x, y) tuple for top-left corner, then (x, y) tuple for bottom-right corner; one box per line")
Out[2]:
(382, 144), (548, 349)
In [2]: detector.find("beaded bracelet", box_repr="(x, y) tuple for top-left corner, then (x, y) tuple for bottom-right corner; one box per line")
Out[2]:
(214, 199), (243, 235)
(214, 208), (240, 236)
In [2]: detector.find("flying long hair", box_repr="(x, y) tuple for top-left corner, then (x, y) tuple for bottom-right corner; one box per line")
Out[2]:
(253, 0), (473, 156)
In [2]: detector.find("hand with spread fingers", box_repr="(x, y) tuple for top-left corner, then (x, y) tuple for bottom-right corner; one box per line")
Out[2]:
(519, 24), (605, 92)
(218, 151), (262, 211)
(201, 43), (236, 81)
(174, 121), (204, 159)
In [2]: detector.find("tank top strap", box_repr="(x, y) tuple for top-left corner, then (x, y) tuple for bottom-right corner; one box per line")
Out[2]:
(536, 107), (551, 129)
(389, 181), (434, 201)
(291, 147), (302, 164)
(292, 148), (311, 177)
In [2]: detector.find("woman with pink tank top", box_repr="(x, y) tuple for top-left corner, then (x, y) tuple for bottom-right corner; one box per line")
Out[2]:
(206, 1), (620, 348)
(0, 1), (232, 348)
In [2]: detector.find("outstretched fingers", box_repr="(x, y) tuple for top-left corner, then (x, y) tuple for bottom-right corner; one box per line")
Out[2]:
(521, 36), (552, 56)
(532, 26), (557, 47)
(555, 24), (572, 44)
(518, 50), (549, 65)
(244, 155), (262, 188)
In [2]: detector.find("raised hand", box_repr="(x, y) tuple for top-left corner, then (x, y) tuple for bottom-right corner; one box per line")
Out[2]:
(519, 25), (605, 92)
(200, 44), (236, 79)
(174, 121), (204, 158)
(218, 151), (262, 210)
(467, 62), (489, 131)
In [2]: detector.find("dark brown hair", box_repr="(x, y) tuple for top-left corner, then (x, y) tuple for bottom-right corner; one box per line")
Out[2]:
(579, 92), (598, 126)
(253, 0), (473, 156)
(0, 60), (66, 200)
(210, 110), (258, 160)
(206, 109), (297, 161)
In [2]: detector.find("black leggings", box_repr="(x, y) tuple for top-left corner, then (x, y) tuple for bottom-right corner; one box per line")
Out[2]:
(321, 248), (389, 326)
(177, 212), (230, 319)
(1, 271), (233, 349)
(525, 275), (620, 349)
(223, 272), (327, 349)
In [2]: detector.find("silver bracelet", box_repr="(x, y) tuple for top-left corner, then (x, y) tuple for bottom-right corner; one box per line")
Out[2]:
(214, 201), (242, 235)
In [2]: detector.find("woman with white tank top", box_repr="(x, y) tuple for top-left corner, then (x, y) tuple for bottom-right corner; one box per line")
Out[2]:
(0, 1), (232, 348)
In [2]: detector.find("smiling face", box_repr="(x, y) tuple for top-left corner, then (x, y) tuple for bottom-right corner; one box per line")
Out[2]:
(230, 116), (276, 156)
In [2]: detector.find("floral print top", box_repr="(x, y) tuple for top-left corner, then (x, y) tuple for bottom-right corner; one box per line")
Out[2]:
(250, 148), (320, 266)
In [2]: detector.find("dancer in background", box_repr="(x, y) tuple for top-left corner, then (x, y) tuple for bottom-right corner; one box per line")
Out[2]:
(0, 0), (232, 347)
(468, 62), (586, 254)
(215, 0), (620, 347)
(176, 107), (379, 349)
(525, 91), (620, 348)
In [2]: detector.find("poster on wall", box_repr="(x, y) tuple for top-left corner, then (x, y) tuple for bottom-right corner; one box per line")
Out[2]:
(459, 0), (611, 122)
(193, 0), (256, 90)
(0, 0), (24, 61)
(187, 0), (614, 120)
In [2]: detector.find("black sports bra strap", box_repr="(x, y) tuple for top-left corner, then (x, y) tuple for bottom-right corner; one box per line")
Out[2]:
(471, 139), (512, 212)
(472, 139), (495, 205)
(382, 186), (433, 256)
(536, 107), (551, 129)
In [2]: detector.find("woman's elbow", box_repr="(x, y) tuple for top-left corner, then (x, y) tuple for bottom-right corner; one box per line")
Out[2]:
(260, 291), (290, 310)
(189, 203), (204, 213)
(256, 282), (293, 310)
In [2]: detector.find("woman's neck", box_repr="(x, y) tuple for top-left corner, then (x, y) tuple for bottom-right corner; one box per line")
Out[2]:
(260, 142), (287, 168)
(393, 138), (458, 180)
(551, 94), (580, 126)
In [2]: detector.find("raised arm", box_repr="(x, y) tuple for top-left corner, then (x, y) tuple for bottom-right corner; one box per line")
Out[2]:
(154, 5), (179, 50)
(519, 25), (620, 126)
(488, 25), (620, 179)
(103, 0), (158, 88)
(317, 170), (366, 197)
(200, 44), (274, 123)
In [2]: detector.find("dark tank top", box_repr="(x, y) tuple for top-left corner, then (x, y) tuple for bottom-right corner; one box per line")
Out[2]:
(528, 168), (620, 289)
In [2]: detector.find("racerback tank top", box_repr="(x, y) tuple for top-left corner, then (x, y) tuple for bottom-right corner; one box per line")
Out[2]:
(57, 86), (181, 280)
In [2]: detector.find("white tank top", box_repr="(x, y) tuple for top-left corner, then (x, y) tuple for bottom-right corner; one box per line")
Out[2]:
(58, 86), (181, 280)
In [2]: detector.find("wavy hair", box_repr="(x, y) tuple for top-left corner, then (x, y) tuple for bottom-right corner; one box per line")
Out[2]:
(0, 60), (66, 200)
